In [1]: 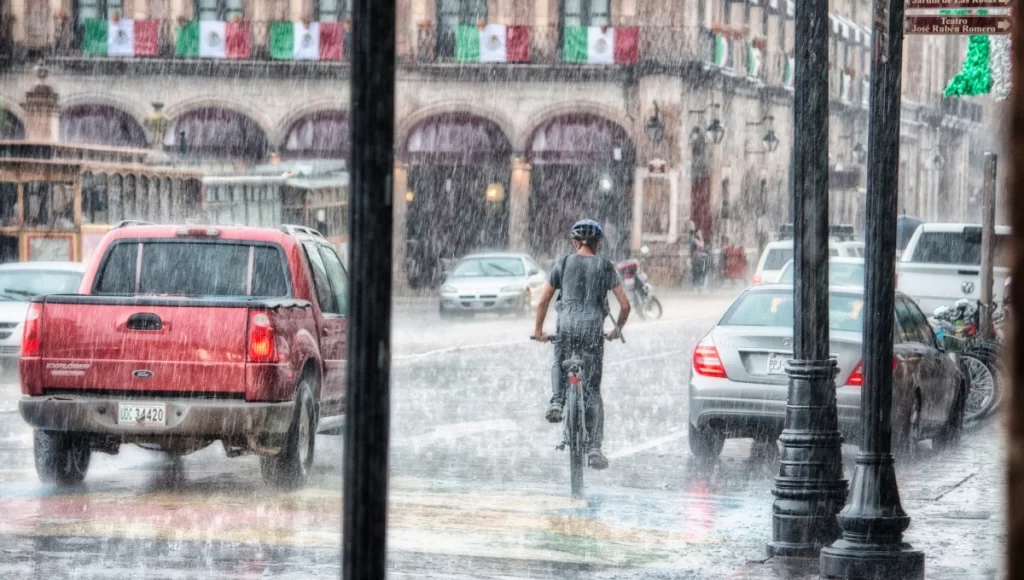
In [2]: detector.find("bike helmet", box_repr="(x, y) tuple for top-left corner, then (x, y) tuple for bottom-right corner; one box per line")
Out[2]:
(570, 219), (604, 245)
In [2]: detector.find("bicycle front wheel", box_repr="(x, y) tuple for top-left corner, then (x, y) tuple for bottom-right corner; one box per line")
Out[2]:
(566, 386), (585, 498)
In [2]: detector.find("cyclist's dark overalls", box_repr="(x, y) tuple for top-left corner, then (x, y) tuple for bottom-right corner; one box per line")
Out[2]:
(550, 253), (620, 452)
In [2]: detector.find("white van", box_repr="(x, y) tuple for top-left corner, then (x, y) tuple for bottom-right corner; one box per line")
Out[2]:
(752, 240), (863, 285)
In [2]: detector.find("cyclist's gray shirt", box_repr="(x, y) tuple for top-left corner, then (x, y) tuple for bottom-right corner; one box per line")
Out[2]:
(550, 254), (621, 330)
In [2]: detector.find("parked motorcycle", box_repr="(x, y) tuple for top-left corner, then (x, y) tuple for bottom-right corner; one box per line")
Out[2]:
(616, 246), (663, 320)
(931, 299), (1004, 422)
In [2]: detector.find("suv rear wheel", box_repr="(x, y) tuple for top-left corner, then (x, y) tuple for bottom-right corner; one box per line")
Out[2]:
(261, 377), (317, 489)
(34, 430), (90, 486)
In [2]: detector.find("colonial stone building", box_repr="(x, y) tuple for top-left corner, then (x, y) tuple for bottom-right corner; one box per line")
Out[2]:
(0, 0), (997, 286)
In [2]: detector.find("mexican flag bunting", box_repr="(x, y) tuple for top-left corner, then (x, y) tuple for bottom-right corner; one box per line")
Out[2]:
(175, 21), (250, 59)
(941, 8), (1012, 100)
(269, 22), (344, 60)
(712, 34), (730, 68)
(83, 18), (159, 56)
(563, 26), (638, 64)
(746, 43), (763, 78)
(455, 24), (529, 62)
(783, 55), (794, 87)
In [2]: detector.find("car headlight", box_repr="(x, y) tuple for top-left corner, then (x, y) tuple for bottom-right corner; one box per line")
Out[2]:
(501, 285), (525, 293)
(440, 285), (457, 293)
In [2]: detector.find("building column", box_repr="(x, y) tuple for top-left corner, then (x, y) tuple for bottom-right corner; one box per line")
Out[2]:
(631, 166), (645, 251)
(22, 70), (59, 143)
(393, 158), (409, 291)
(508, 155), (531, 252)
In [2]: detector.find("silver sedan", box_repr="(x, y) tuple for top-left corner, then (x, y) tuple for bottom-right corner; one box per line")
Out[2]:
(438, 253), (547, 319)
(687, 285), (966, 460)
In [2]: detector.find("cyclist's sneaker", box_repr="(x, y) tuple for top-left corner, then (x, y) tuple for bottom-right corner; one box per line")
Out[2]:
(588, 448), (609, 470)
(545, 402), (563, 423)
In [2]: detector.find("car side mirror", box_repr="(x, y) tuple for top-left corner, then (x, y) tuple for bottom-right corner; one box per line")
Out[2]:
(528, 268), (539, 276)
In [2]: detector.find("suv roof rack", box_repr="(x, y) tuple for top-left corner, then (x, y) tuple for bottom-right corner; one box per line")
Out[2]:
(280, 224), (326, 238)
(112, 220), (155, 229)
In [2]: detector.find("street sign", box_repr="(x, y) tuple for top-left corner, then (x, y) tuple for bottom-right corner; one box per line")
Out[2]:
(905, 14), (1011, 34)
(907, 0), (1010, 7)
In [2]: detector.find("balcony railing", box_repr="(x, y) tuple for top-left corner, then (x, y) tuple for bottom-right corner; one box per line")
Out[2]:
(50, 18), (351, 63)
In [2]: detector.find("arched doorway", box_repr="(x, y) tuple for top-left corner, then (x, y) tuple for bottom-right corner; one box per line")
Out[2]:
(0, 110), (24, 140)
(165, 108), (268, 163)
(60, 104), (147, 148)
(403, 113), (512, 288)
(281, 111), (349, 160)
(526, 114), (635, 262)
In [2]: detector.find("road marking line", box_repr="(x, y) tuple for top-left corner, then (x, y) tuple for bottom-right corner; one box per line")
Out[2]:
(607, 430), (688, 460)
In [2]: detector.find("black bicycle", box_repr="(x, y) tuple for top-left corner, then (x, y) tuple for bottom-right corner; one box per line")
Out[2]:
(532, 330), (623, 498)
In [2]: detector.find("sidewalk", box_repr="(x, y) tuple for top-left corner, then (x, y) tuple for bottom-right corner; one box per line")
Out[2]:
(731, 423), (1005, 580)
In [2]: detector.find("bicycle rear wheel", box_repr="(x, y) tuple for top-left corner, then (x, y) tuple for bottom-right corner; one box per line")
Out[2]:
(566, 386), (585, 498)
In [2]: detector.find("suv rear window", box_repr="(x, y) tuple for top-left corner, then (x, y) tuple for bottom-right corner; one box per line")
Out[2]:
(95, 241), (289, 297)
(911, 230), (1009, 267)
(763, 248), (793, 270)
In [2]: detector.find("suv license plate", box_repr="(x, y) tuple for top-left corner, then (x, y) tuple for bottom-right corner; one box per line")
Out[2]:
(766, 354), (787, 375)
(118, 403), (166, 426)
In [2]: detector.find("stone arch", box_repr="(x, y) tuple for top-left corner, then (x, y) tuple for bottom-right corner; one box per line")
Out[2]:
(60, 93), (150, 128)
(402, 112), (513, 164)
(395, 103), (516, 161)
(165, 106), (270, 162)
(0, 108), (25, 140)
(278, 109), (349, 160)
(60, 103), (149, 148)
(518, 102), (635, 153)
(165, 98), (274, 139)
(273, 100), (347, 145)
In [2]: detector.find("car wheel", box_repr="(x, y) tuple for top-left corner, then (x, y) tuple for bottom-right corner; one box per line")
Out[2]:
(34, 430), (90, 486)
(688, 423), (725, 461)
(895, 392), (922, 455)
(936, 381), (966, 450)
(261, 376), (317, 489)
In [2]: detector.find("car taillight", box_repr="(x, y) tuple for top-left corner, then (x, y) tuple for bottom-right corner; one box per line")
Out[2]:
(176, 227), (220, 238)
(752, 274), (762, 285)
(693, 336), (728, 378)
(21, 303), (41, 357)
(845, 357), (898, 387)
(248, 312), (277, 362)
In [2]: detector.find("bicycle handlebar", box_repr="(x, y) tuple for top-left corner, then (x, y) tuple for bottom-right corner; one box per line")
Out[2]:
(529, 331), (625, 344)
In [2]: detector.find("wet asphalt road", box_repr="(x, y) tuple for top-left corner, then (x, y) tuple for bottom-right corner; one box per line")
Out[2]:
(0, 294), (1005, 579)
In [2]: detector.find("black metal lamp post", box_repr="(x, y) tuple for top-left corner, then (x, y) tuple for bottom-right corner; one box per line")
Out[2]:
(689, 103), (726, 145)
(820, 0), (924, 575)
(344, 0), (396, 578)
(645, 101), (665, 143)
(745, 116), (781, 155)
(766, 0), (847, 557)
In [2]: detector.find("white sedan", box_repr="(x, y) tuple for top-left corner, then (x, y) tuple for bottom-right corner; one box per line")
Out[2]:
(0, 261), (87, 375)
(439, 253), (546, 319)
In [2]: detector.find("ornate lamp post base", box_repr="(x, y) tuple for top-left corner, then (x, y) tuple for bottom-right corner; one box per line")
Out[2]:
(820, 541), (923, 579)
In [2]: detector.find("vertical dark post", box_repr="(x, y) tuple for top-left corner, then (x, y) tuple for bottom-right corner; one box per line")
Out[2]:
(344, 0), (395, 578)
(979, 153), (997, 340)
(767, 0), (847, 557)
(820, 0), (924, 577)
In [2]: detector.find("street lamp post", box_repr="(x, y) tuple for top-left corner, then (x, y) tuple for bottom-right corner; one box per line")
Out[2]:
(820, 0), (924, 575)
(766, 0), (847, 557)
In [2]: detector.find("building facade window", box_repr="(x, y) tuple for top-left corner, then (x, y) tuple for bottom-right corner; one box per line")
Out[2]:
(562, 0), (610, 27)
(194, 0), (245, 21)
(314, 0), (352, 22)
(436, 0), (487, 58)
(75, 0), (124, 25)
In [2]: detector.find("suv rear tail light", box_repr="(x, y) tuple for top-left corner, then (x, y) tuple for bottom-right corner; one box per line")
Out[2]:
(845, 357), (898, 387)
(22, 303), (41, 357)
(693, 336), (728, 378)
(248, 311), (278, 362)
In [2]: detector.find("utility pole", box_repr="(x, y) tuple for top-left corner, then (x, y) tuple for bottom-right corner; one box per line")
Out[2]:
(766, 0), (847, 557)
(820, 0), (924, 576)
(979, 152), (997, 340)
(344, 0), (395, 578)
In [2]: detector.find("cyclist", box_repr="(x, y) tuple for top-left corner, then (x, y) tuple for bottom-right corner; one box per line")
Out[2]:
(533, 219), (631, 470)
